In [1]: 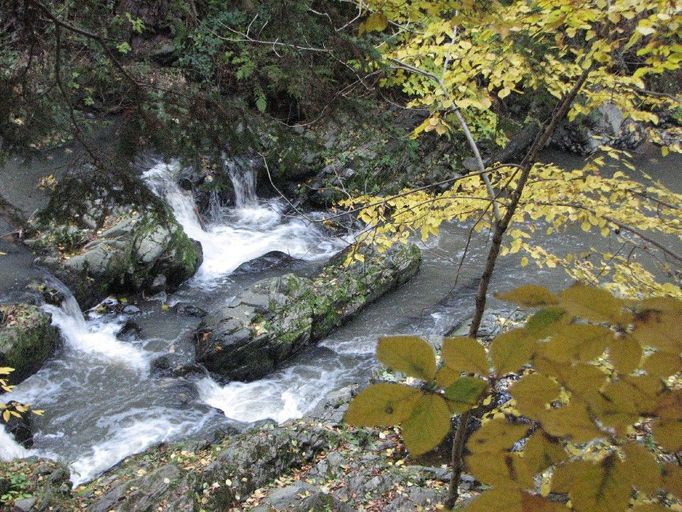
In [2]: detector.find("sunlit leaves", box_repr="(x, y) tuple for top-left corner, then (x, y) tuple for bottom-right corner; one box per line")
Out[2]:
(345, 383), (421, 426)
(608, 335), (642, 375)
(465, 487), (565, 512)
(442, 336), (488, 376)
(559, 284), (628, 324)
(467, 418), (528, 455)
(491, 328), (535, 375)
(539, 324), (613, 364)
(510, 373), (560, 417)
(346, 286), (681, 510)
(496, 285), (559, 307)
(376, 336), (436, 380)
(552, 457), (631, 512)
(539, 402), (605, 443)
(652, 420), (682, 453)
(401, 393), (451, 455)
(359, 12), (388, 33)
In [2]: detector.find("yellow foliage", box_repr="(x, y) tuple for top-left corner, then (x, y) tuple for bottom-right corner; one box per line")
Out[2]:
(345, 286), (682, 510)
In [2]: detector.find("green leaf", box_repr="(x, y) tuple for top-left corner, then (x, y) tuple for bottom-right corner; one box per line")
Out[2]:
(442, 336), (489, 376)
(255, 94), (267, 113)
(401, 393), (451, 455)
(376, 336), (436, 380)
(490, 328), (535, 375)
(444, 376), (487, 413)
(496, 285), (559, 307)
(525, 308), (568, 338)
(344, 383), (421, 426)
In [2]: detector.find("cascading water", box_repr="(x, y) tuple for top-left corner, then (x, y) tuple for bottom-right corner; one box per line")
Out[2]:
(143, 159), (347, 285)
(42, 292), (148, 371)
(1, 283), (224, 485)
(0, 428), (32, 461)
(1, 148), (620, 486)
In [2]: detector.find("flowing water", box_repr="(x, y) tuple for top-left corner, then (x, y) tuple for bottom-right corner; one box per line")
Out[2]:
(1, 149), (678, 484)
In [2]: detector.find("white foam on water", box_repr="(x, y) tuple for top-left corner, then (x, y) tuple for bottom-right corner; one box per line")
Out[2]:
(142, 160), (347, 285)
(42, 294), (148, 372)
(196, 361), (347, 424)
(0, 428), (33, 461)
(68, 410), (208, 486)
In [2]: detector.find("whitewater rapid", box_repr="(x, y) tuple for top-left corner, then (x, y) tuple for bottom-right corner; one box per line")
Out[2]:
(142, 160), (346, 284)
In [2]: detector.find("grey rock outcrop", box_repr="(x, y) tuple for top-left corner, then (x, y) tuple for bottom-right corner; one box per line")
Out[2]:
(27, 170), (202, 307)
(196, 243), (421, 381)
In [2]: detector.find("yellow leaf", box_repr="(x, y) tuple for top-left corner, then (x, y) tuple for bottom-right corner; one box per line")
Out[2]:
(401, 393), (451, 455)
(467, 451), (533, 487)
(496, 285), (559, 307)
(540, 324), (613, 364)
(608, 335), (642, 374)
(360, 12), (388, 33)
(552, 457), (632, 512)
(344, 383), (421, 426)
(442, 336), (489, 376)
(559, 283), (628, 324)
(537, 402), (603, 443)
(619, 443), (662, 496)
(377, 336), (436, 380)
(632, 298), (682, 354)
(510, 373), (561, 418)
(467, 417), (529, 454)
(663, 463), (682, 500)
(464, 488), (566, 512)
(643, 351), (681, 379)
(523, 431), (567, 475)
(435, 366), (459, 388)
(652, 420), (682, 453)
(525, 308), (568, 339)
(491, 328), (536, 375)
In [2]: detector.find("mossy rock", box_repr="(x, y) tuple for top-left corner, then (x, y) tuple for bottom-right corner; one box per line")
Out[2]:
(0, 304), (59, 384)
(28, 170), (203, 307)
(196, 242), (421, 381)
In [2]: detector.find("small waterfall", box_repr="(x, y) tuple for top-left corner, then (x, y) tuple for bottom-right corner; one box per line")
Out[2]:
(0, 428), (33, 461)
(224, 156), (258, 208)
(42, 292), (148, 372)
(142, 159), (347, 285)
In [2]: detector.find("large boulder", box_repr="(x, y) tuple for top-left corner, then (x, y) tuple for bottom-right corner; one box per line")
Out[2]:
(195, 243), (421, 381)
(552, 103), (646, 155)
(0, 304), (59, 383)
(27, 170), (202, 308)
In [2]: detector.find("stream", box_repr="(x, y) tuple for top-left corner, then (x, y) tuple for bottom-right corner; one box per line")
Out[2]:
(1, 148), (679, 485)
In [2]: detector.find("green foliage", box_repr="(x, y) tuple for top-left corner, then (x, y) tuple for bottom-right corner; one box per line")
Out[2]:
(345, 285), (682, 510)
(0, 471), (31, 505)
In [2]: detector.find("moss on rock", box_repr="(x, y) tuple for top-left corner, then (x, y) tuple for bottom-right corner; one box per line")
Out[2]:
(0, 304), (59, 384)
(196, 242), (421, 381)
